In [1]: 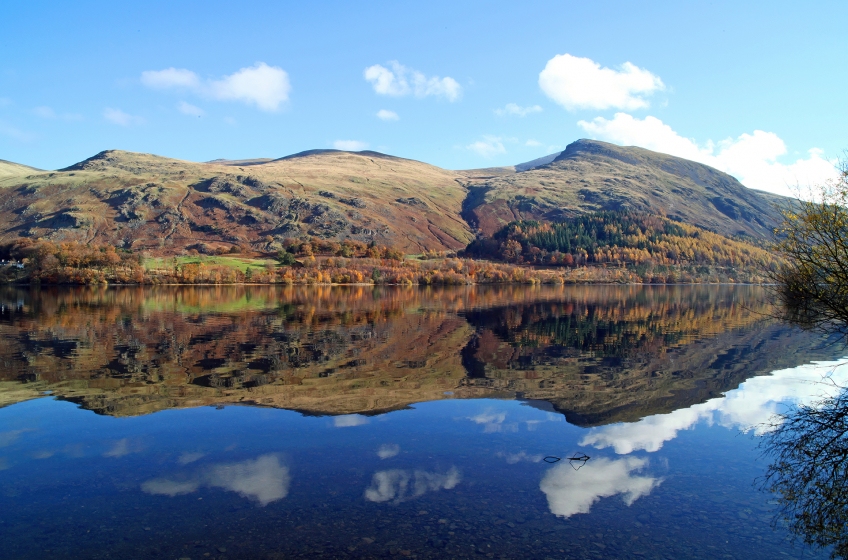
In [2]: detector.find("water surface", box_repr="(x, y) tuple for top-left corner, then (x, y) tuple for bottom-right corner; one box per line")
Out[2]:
(0, 285), (842, 559)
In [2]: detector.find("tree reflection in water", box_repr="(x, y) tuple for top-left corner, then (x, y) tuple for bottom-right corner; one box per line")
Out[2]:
(761, 381), (848, 558)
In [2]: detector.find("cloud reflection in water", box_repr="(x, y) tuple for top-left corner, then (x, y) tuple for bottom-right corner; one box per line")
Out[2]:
(0, 429), (32, 448)
(496, 451), (544, 464)
(540, 457), (661, 518)
(103, 438), (140, 458)
(580, 359), (848, 454)
(364, 467), (461, 503)
(142, 454), (290, 506)
(377, 444), (400, 459)
(334, 414), (370, 428)
(142, 478), (200, 497)
(468, 410), (518, 433)
(178, 451), (205, 465)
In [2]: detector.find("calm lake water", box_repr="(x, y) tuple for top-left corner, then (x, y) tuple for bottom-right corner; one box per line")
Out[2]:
(0, 285), (844, 559)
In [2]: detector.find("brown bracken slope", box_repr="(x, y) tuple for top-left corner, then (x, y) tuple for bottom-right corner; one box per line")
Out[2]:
(0, 140), (790, 255)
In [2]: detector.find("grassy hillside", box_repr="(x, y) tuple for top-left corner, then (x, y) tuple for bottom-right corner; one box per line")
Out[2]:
(0, 149), (473, 254)
(0, 158), (42, 178)
(0, 140), (791, 260)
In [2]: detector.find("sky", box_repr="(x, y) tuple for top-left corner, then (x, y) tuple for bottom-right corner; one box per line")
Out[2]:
(1, 0), (846, 196)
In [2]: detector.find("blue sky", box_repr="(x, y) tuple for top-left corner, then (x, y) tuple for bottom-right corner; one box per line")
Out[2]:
(1, 0), (845, 195)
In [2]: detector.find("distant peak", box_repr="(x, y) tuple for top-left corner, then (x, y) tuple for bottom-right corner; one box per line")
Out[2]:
(515, 152), (562, 172)
(60, 150), (122, 171)
(559, 138), (635, 158)
(274, 149), (403, 162)
(59, 149), (193, 172)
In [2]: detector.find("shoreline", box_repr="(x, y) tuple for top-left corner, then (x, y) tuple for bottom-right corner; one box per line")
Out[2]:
(2, 280), (776, 287)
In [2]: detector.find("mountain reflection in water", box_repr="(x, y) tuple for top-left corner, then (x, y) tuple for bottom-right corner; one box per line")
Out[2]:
(1, 284), (845, 560)
(0, 284), (837, 423)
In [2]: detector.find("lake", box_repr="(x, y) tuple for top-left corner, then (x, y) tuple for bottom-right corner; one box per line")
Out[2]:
(0, 285), (843, 559)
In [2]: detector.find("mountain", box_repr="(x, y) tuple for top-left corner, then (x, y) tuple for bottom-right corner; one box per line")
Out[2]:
(0, 149), (472, 254)
(0, 158), (42, 178)
(0, 140), (789, 255)
(459, 139), (786, 240)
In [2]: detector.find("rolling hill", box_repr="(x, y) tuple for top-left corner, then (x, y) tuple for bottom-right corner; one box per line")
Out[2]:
(0, 140), (789, 256)
(0, 158), (41, 178)
(0, 149), (472, 254)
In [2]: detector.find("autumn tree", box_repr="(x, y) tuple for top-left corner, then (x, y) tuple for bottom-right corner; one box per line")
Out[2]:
(761, 156), (848, 559)
(770, 159), (848, 339)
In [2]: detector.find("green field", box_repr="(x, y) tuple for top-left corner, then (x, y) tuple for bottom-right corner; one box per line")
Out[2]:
(143, 255), (274, 273)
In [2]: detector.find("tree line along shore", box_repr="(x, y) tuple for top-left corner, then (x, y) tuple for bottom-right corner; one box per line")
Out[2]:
(0, 211), (780, 286)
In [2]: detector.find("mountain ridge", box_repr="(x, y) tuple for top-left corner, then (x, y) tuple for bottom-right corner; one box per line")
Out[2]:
(0, 140), (789, 255)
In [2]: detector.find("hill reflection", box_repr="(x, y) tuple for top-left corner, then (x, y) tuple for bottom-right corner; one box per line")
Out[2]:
(0, 285), (835, 425)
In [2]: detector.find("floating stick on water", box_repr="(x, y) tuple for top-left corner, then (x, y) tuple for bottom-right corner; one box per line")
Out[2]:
(543, 453), (591, 469)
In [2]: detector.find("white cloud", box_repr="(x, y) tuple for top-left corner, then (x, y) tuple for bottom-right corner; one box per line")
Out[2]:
(377, 444), (400, 459)
(332, 140), (369, 152)
(540, 457), (662, 518)
(364, 467), (461, 503)
(141, 67), (200, 89)
(539, 54), (664, 111)
(495, 103), (542, 117)
(580, 358), (848, 455)
(103, 108), (143, 126)
(178, 101), (205, 117)
(577, 112), (839, 195)
(141, 63), (290, 112)
(209, 63), (290, 111)
(525, 139), (543, 147)
(364, 61), (461, 102)
(376, 109), (399, 121)
(467, 136), (507, 159)
(142, 454), (290, 507)
(333, 413), (370, 427)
